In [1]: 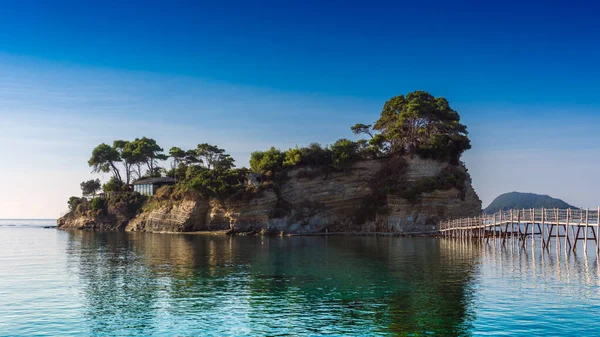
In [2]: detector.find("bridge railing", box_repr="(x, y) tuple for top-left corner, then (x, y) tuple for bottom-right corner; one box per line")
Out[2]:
(440, 207), (600, 232)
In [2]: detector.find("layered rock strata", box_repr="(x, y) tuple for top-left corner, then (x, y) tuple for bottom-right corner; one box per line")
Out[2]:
(58, 157), (481, 234)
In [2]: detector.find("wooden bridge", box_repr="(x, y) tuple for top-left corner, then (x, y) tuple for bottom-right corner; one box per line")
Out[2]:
(439, 208), (600, 253)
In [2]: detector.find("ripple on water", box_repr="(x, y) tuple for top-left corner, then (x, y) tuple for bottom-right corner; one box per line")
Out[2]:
(0, 223), (599, 336)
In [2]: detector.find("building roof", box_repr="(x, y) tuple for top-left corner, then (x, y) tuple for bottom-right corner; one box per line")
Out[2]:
(133, 177), (177, 185)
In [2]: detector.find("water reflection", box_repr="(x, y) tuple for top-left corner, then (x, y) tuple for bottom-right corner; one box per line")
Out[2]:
(66, 232), (479, 336)
(441, 237), (600, 288)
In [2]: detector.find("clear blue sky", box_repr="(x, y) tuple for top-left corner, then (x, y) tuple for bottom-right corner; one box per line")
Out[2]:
(1, 0), (599, 218)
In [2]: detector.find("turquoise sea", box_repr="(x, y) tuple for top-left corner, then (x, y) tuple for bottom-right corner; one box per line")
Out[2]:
(1, 219), (599, 336)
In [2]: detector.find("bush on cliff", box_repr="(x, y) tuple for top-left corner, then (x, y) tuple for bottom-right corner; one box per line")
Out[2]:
(250, 147), (285, 176)
(71, 90), (474, 222)
(106, 192), (146, 217)
(102, 177), (125, 192)
(89, 197), (105, 211)
(185, 167), (249, 200)
(68, 196), (83, 213)
(251, 139), (366, 178)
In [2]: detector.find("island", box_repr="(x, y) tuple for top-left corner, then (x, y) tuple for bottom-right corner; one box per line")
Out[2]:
(484, 192), (575, 214)
(57, 91), (482, 235)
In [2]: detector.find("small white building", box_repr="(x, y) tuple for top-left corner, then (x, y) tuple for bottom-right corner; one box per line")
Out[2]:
(247, 172), (264, 187)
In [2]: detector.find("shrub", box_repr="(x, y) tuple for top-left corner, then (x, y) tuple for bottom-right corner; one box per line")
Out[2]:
(300, 143), (332, 168)
(90, 197), (105, 211)
(250, 147), (285, 175)
(330, 138), (360, 171)
(102, 177), (124, 192)
(75, 203), (87, 214)
(68, 196), (83, 212)
(155, 185), (173, 200)
(283, 147), (303, 167)
(185, 168), (248, 199)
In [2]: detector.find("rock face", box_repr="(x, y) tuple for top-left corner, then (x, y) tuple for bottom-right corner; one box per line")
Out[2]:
(126, 198), (212, 233)
(57, 157), (481, 234)
(57, 213), (127, 231)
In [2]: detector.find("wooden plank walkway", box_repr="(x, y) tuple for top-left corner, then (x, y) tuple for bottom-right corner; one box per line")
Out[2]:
(439, 208), (600, 253)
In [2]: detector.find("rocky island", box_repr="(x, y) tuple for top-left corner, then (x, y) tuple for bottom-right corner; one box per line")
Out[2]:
(57, 91), (482, 235)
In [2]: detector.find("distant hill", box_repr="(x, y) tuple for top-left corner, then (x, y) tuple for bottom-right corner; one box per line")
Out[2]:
(484, 192), (576, 214)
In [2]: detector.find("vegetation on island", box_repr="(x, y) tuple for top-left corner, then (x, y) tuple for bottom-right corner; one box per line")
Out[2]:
(65, 91), (473, 220)
(484, 192), (575, 214)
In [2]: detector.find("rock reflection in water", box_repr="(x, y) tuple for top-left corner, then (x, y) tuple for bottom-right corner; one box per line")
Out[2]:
(66, 232), (478, 336)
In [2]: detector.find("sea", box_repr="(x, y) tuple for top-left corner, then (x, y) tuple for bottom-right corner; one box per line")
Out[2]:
(1, 219), (599, 336)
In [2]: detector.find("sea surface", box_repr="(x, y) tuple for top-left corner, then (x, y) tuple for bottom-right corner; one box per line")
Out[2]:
(1, 219), (600, 336)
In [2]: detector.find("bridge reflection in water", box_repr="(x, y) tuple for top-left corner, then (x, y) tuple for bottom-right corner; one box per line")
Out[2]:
(65, 231), (479, 336)
(62, 229), (600, 336)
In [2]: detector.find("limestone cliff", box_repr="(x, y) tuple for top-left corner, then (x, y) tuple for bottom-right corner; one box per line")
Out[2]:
(57, 157), (481, 234)
(126, 198), (212, 233)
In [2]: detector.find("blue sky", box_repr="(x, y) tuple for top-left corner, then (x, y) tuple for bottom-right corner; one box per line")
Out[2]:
(1, 0), (599, 218)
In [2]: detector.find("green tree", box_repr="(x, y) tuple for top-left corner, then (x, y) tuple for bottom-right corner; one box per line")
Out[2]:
(88, 143), (123, 183)
(350, 123), (374, 138)
(196, 143), (235, 170)
(168, 147), (186, 180)
(184, 149), (201, 165)
(169, 147), (186, 169)
(113, 140), (142, 185)
(373, 91), (470, 161)
(134, 137), (167, 174)
(145, 167), (166, 178)
(80, 179), (101, 197)
(89, 197), (105, 211)
(330, 138), (360, 170)
(68, 196), (83, 212)
(299, 143), (332, 168)
(102, 176), (124, 192)
(187, 168), (247, 198)
(283, 147), (303, 167)
(250, 147), (285, 174)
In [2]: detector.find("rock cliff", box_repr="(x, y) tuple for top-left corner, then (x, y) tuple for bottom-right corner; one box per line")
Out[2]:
(57, 157), (481, 234)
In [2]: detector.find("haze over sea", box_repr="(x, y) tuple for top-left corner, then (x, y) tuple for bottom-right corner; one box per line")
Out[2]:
(2, 219), (599, 336)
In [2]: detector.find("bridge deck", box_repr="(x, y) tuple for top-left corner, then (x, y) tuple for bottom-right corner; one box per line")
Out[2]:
(439, 208), (600, 252)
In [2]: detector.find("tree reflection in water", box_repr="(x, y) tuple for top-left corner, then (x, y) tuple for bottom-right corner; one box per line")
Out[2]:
(66, 232), (478, 336)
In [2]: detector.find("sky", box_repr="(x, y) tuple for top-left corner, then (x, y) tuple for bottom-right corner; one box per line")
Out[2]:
(1, 0), (599, 218)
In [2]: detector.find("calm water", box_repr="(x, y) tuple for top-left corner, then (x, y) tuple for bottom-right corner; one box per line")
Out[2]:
(1, 220), (600, 336)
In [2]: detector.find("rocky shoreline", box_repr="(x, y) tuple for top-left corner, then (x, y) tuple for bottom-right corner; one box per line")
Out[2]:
(57, 157), (481, 235)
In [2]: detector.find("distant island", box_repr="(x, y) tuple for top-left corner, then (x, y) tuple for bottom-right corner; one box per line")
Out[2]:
(57, 91), (481, 235)
(484, 192), (575, 214)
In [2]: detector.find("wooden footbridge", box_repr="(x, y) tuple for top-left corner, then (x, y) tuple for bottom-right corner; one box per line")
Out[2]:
(439, 208), (600, 253)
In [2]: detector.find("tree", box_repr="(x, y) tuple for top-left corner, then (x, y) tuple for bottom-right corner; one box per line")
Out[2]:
(186, 168), (248, 198)
(88, 143), (123, 183)
(68, 196), (83, 212)
(184, 149), (201, 165)
(145, 166), (166, 178)
(132, 137), (167, 174)
(373, 91), (470, 161)
(250, 147), (285, 174)
(299, 143), (332, 168)
(169, 147), (186, 169)
(283, 147), (303, 167)
(89, 197), (105, 211)
(350, 123), (374, 138)
(102, 176), (124, 192)
(330, 139), (360, 170)
(113, 140), (141, 185)
(80, 179), (101, 197)
(195, 143), (235, 170)
(168, 147), (187, 180)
